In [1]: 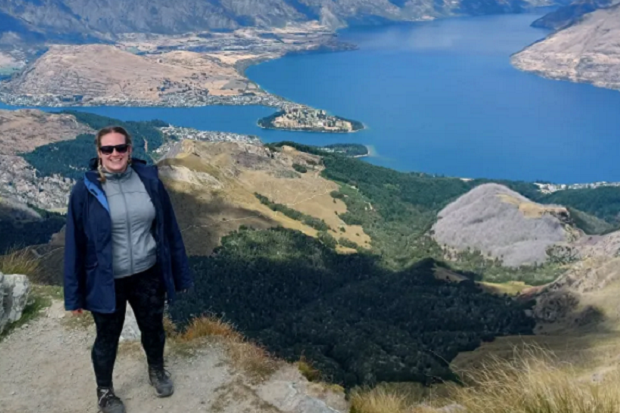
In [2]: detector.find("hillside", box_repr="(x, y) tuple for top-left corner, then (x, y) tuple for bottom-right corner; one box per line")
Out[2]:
(512, 3), (620, 91)
(432, 183), (579, 267)
(531, 0), (617, 30)
(3, 124), (536, 390)
(6, 111), (620, 404)
(0, 22), (346, 107)
(0, 45), (260, 106)
(0, 109), (92, 214)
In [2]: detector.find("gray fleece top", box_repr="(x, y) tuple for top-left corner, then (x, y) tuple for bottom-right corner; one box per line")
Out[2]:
(103, 167), (157, 278)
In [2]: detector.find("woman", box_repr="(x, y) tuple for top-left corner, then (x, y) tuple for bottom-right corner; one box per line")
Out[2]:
(63, 126), (193, 413)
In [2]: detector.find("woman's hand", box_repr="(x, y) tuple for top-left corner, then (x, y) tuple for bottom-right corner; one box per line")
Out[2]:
(72, 309), (84, 316)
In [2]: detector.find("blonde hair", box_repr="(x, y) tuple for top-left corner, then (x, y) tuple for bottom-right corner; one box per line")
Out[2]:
(95, 126), (133, 183)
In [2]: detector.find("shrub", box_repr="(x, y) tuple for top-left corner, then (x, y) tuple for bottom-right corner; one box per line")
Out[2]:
(338, 238), (359, 249)
(292, 163), (308, 173)
(317, 231), (338, 249)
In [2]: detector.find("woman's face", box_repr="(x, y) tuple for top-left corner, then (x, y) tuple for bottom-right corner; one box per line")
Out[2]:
(99, 132), (132, 173)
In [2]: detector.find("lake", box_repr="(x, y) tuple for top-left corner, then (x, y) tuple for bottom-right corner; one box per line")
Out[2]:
(3, 13), (620, 183)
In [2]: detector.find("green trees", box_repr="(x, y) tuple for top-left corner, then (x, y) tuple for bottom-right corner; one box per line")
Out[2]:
(170, 227), (535, 388)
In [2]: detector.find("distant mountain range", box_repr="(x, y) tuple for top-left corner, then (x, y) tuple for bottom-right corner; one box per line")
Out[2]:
(0, 0), (550, 45)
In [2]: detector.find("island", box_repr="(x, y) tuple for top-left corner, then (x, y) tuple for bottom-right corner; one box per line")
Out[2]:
(258, 107), (364, 133)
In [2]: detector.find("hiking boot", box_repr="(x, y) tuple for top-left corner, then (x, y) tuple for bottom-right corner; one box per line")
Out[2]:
(97, 387), (125, 413)
(148, 365), (174, 397)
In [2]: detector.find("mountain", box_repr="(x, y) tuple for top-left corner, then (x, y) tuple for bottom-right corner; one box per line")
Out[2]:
(431, 183), (580, 268)
(512, 3), (620, 91)
(0, 0), (548, 44)
(5, 110), (620, 410)
(531, 0), (616, 30)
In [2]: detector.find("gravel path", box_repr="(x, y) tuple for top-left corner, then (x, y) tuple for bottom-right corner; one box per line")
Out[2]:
(0, 300), (348, 413)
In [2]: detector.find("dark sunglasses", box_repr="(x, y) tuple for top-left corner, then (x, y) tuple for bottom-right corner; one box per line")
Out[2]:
(99, 144), (130, 155)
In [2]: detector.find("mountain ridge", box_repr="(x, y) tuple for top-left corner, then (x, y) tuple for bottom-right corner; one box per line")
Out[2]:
(0, 0), (550, 43)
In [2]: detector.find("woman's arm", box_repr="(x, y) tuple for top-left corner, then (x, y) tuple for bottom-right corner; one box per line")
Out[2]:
(63, 183), (87, 311)
(159, 179), (193, 291)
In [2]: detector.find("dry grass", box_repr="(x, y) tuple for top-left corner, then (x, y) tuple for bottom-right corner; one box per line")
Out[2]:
(167, 315), (279, 381)
(297, 356), (321, 382)
(0, 248), (40, 277)
(478, 280), (531, 296)
(351, 346), (620, 413)
(350, 386), (437, 413)
(451, 347), (620, 413)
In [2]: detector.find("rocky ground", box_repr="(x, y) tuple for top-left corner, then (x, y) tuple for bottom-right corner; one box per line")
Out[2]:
(0, 297), (348, 413)
(512, 4), (620, 91)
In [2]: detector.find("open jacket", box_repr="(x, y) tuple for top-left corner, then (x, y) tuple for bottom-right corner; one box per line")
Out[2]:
(63, 158), (192, 313)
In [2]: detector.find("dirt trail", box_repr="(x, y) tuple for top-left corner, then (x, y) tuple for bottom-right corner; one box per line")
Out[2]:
(0, 300), (347, 413)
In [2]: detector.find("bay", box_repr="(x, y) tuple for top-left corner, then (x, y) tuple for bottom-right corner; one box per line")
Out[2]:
(2, 13), (620, 183)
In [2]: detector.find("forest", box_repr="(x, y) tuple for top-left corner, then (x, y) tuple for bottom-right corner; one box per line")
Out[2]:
(267, 142), (620, 284)
(170, 227), (535, 388)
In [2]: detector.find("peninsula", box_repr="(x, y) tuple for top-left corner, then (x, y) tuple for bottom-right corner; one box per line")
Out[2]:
(512, 4), (620, 92)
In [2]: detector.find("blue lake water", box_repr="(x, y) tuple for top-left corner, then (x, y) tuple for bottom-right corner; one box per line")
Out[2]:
(2, 13), (620, 183)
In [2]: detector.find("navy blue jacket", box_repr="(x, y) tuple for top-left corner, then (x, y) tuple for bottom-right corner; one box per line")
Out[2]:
(63, 158), (193, 313)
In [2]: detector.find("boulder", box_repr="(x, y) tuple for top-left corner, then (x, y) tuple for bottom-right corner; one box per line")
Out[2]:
(256, 365), (348, 413)
(0, 272), (31, 334)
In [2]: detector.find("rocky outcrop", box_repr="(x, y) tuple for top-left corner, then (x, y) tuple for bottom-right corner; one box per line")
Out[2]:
(255, 366), (348, 413)
(0, 272), (31, 335)
(512, 4), (620, 91)
(432, 183), (579, 267)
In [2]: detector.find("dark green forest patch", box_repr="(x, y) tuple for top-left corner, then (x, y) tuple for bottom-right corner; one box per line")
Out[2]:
(170, 227), (534, 388)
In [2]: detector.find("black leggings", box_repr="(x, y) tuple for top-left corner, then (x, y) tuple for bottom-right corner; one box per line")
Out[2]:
(91, 264), (166, 389)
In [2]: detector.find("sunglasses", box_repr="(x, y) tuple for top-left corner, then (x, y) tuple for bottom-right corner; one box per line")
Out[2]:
(99, 144), (130, 155)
